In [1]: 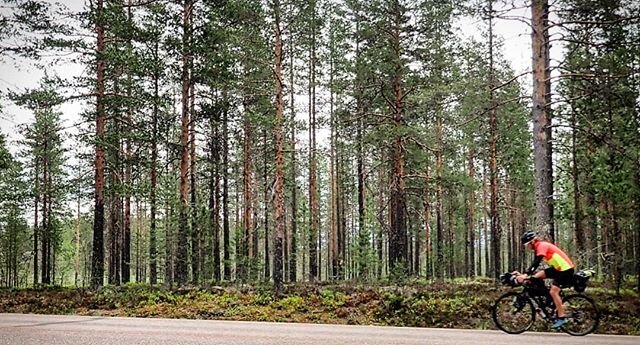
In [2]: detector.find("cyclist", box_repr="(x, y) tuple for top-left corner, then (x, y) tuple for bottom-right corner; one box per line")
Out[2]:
(514, 231), (575, 329)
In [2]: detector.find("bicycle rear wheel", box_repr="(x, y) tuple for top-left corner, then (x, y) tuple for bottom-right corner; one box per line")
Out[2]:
(492, 291), (535, 334)
(561, 294), (599, 336)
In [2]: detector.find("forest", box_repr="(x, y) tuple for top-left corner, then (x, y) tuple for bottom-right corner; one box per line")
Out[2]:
(0, 0), (638, 297)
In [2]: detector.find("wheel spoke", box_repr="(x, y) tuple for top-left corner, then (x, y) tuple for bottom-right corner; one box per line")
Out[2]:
(561, 294), (599, 336)
(492, 292), (534, 334)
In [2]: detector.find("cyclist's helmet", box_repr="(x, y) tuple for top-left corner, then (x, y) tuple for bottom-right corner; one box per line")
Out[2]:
(521, 231), (536, 245)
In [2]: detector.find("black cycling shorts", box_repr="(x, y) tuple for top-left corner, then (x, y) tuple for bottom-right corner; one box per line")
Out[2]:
(544, 267), (575, 286)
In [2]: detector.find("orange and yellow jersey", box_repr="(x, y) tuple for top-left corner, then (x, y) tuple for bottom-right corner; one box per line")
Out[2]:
(534, 241), (575, 271)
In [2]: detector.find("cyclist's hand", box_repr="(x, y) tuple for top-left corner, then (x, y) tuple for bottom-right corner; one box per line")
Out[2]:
(515, 274), (528, 285)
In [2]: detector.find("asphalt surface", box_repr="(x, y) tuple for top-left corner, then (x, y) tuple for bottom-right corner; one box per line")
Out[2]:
(0, 313), (638, 345)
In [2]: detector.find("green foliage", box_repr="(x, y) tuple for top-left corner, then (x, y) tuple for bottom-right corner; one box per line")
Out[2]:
(1, 282), (639, 334)
(319, 289), (348, 308)
(274, 295), (306, 312)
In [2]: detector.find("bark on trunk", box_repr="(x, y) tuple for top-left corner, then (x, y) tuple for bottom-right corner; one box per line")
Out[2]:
(242, 106), (253, 281)
(289, 35), (297, 282)
(435, 114), (444, 280)
(273, 0), (285, 293)
(532, 0), (553, 240)
(190, 82), (199, 284)
(636, 165), (640, 292)
(108, 115), (122, 286)
(91, 0), (106, 289)
(488, 0), (501, 280)
(176, 0), (192, 286)
(467, 148), (476, 278)
(263, 129), (270, 281)
(308, 2), (319, 282)
(149, 47), (159, 285)
(223, 98), (231, 281)
(211, 109), (221, 282)
(42, 143), (48, 285)
(389, 1), (407, 276)
(33, 160), (39, 286)
(329, 53), (338, 281)
(572, 110), (586, 257)
(423, 163), (431, 278)
(123, 115), (132, 284)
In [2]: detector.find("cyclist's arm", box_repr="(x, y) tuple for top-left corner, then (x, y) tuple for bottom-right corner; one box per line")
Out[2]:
(525, 255), (543, 275)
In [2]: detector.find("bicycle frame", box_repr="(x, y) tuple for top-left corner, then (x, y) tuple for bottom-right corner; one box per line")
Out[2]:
(524, 289), (556, 320)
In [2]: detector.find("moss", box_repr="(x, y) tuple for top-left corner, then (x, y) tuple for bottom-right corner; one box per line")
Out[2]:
(1, 282), (638, 335)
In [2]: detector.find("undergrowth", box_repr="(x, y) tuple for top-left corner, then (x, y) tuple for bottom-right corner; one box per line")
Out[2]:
(1, 281), (638, 335)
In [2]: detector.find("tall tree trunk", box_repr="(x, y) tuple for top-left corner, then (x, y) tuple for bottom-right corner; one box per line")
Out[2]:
(329, 45), (338, 281)
(211, 109), (221, 282)
(109, 115), (122, 286)
(308, 1), (319, 282)
(43, 142), (49, 284)
(544, 8), (554, 242)
(190, 83), (199, 284)
(123, 115), (132, 284)
(389, 1), (407, 276)
(263, 128), (270, 281)
(49, 173), (55, 285)
(91, 0), (106, 290)
(289, 36), (298, 283)
(423, 163), (431, 278)
(466, 147), (476, 278)
(176, 0), (192, 286)
(223, 98), (231, 281)
(636, 164), (640, 292)
(149, 47), (159, 285)
(447, 198), (455, 278)
(33, 160), (39, 286)
(435, 112), (444, 280)
(164, 198), (174, 287)
(42, 147), (48, 285)
(482, 163), (489, 276)
(509, 185), (517, 270)
(234, 157), (241, 280)
(357, 116), (366, 280)
(242, 104), (253, 281)
(606, 199), (622, 294)
(121, 0), (133, 286)
(135, 200), (140, 282)
(572, 109), (586, 258)
(355, 28), (366, 279)
(377, 166), (384, 278)
(273, 0), (284, 293)
(488, 0), (501, 280)
(339, 164), (347, 280)
(75, 185), (81, 287)
(532, 0), (553, 240)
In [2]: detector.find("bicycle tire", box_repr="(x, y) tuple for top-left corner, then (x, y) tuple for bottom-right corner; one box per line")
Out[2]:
(560, 294), (599, 336)
(492, 291), (535, 334)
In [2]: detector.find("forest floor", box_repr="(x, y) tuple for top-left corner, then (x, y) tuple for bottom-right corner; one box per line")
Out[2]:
(1, 279), (638, 335)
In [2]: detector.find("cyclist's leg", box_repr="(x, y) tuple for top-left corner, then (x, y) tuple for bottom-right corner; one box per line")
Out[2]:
(545, 268), (565, 317)
(549, 268), (575, 317)
(550, 284), (563, 316)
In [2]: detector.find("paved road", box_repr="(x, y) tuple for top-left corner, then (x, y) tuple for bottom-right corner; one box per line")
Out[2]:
(0, 313), (638, 345)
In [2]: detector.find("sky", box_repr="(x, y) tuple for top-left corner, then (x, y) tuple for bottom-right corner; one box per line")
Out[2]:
(0, 0), (86, 153)
(0, 0), (536, 155)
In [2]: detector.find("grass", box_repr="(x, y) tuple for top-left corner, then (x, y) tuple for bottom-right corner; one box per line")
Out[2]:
(0, 281), (638, 335)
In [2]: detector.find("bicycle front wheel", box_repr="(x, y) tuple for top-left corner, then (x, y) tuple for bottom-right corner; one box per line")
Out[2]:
(492, 291), (535, 334)
(561, 294), (599, 336)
